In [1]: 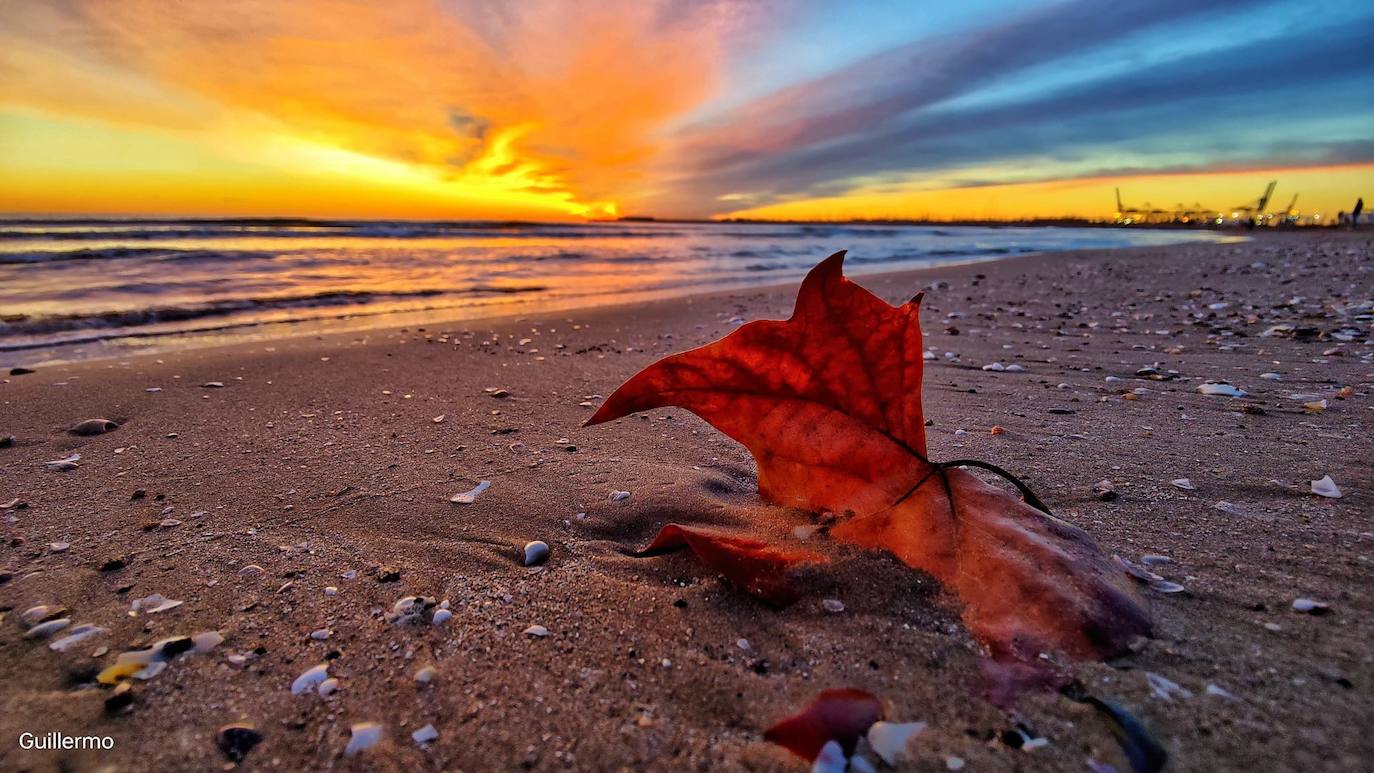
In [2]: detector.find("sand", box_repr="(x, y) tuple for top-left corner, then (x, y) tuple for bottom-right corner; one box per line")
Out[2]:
(0, 232), (1370, 771)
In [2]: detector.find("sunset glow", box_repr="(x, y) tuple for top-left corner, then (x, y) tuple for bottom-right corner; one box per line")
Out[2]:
(1, 0), (1370, 220)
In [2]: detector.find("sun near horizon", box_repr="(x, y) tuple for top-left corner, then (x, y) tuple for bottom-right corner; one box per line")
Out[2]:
(2, 1), (1371, 221)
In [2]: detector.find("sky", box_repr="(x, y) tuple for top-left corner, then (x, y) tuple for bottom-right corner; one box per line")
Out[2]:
(1, 0), (1371, 221)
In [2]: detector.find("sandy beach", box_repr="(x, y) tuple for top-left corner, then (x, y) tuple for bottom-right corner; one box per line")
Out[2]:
(1, 232), (1370, 771)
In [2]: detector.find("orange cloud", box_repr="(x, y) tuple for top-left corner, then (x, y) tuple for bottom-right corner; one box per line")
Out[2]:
(0, 0), (760, 217)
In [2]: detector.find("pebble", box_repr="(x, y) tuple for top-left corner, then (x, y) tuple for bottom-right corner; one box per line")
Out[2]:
(522, 540), (550, 566)
(323, 586), (338, 596)
(50, 542), (70, 553)
(216, 724), (264, 764)
(415, 665), (437, 684)
(412, 724), (439, 745)
(1260, 372), (1282, 380)
(981, 362), (1006, 372)
(609, 490), (631, 502)
(318, 678), (339, 697)
(344, 722), (383, 757)
(291, 664), (330, 695)
(431, 608), (453, 625)
(1169, 478), (1195, 490)
(1310, 475), (1341, 498)
(523, 624), (549, 637)
(1292, 598), (1330, 614)
(946, 757), (966, 771)
(868, 721), (927, 765)
(310, 628), (331, 640)
(202, 381), (225, 388)
(449, 480), (491, 504)
(821, 599), (845, 613)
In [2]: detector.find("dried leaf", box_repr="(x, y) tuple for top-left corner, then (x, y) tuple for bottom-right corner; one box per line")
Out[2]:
(763, 688), (883, 762)
(589, 252), (1150, 660)
(634, 524), (823, 606)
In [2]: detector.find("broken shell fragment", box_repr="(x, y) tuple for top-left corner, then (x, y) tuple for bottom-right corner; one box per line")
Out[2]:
(130, 593), (184, 614)
(49, 624), (107, 652)
(1197, 382), (1246, 397)
(1310, 475), (1341, 498)
(291, 664), (330, 695)
(867, 721), (927, 766)
(523, 624), (549, 638)
(411, 724), (439, 745)
(44, 453), (81, 471)
(448, 480), (490, 504)
(1292, 598), (1330, 614)
(25, 618), (71, 639)
(345, 723), (383, 757)
(70, 418), (119, 436)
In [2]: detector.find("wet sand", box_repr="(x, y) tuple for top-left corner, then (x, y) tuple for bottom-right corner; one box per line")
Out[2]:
(0, 231), (1370, 771)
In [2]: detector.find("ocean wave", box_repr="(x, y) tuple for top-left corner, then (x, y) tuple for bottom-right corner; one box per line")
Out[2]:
(0, 220), (685, 242)
(0, 286), (545, 338)
(0, 246), (278, 265)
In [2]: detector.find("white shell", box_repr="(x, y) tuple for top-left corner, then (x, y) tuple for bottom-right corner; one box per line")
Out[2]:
(415, 666), (437, 684)
(811, 740), (847, 773)
(523, 624), (549, 638)
(1169, 478), (1195, 490)
(431, 609), (453, 625)
(130, 594), (184, 614)
(25, 619), (71, 639)
(1292, 598), (1329, 613)
(318, 678), (339, 697)
(50, 624), (106, 652)
(1197, 382), (1246, 397)
(1310, 475), (1341, 498)
(291, 663), (329, 695)
(609, 490), (631, 502)
(868, 721), (927, 765)
(448, 481), (491, 504)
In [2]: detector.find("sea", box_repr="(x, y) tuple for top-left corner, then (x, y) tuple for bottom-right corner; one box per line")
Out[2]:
(0, 219), (1235, 367)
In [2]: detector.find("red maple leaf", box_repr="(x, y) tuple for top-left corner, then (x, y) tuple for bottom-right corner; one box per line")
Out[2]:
(588, 252), (1150, 661)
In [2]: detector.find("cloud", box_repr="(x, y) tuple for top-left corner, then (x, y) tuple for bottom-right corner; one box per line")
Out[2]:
(652, 0), (1374, 215)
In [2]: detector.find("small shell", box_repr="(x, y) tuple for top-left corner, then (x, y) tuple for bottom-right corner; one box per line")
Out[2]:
(49, 624), (107, 652)
(318, 678), (339, 697)
(523, 624), (549, 638)
(431, 609), (453, 625)
(1169, 478), (1195, 490)
(609, 490), (631, 502)
(415, 666), (437, 684)
(1292, 598), (1330, 614)
(70, 418), (119, 436)
(25, 618), (71, 639)
(1197, 382), (1246, 397)
(522, 541), (550, 566)
(291, 663), (329, 695)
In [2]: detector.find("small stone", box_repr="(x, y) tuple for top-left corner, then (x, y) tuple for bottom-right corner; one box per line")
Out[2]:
(821, 599), (845, 614)
(1169, 478), (1195, 490)
(216, 723), (264, 763)
(323, 586), (338, 596)
(310, 628), (331, 640)
(989, 425), (1005, 435)
(522, 540), (550, 566)
(415, 666), (437, 684)
(609, 490), (631, 502)
(431, 608), (453, 625)
(317, 678), (339, 697)
(523, 624), (549, 638)
(49, 541), (70, 553)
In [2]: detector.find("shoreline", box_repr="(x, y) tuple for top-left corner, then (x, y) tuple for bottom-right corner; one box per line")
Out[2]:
(0, 231), (1370, 770)
(2, 229), (1242, 370)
